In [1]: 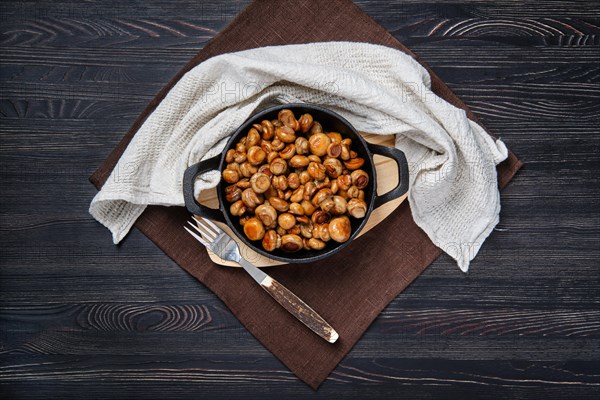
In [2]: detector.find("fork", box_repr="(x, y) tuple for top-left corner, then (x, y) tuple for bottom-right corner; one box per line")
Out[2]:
(185, 216), (339, 344)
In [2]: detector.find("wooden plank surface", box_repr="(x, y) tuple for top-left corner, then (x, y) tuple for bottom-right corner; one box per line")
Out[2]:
(1, 0), (599, 398)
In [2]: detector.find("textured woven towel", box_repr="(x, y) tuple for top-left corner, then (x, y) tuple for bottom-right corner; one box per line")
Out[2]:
(89, 41), (508, 272)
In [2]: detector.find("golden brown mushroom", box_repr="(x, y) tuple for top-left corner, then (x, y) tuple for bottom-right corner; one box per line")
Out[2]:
(323, 157), (343, 178)
(289, 202), (304, 216)
(247, 146), (266, 165)
(278, 109), (300, 131)
(303, 182), (317, 200)
(327, 132), (342, 144)
(347, 198), (367, 218)
(222, 168), (239, 184)
(246, 128), (261, 149)
(300, 221), (313, 238)
(275, 125), (296, 143)
(327, 142), (342, 158)
(308, 238), (326, 250)
(243, 217), (265, 241)
(250, 172), (271, 194)
(299, 170), (311, 184)
(340, 144), (351, 160)
(308, 133), (330, 156)
(271, 138), (285, 151)
(236, 178), (250, 189)
(278, 213), (296, 230)
(255, 204), (278, 228)
(308, 154), (322, 163)
(271, 175), (288, 191)
(262, 230), (281, 251)
(225, 149), (236, 163)
(269, 157), (288, 175)
(295, 137), (309, 154)
(328, 216), (351, 243)
(279, 143), (296, 160)
(344, 157), (365, 170)
(351, 169), (369, 189)
(312, 223), (331, 242)
(300, 199), (317, 216)
(241, 188), (263, 209)
(268, 197), (289, 212)
(287, 172), (300, 189)
(298, 113), (313, 133)
(230, 200), (247, 216)
(307, 161), (326, 181)
(257, 164), (272, 177)
(225, 185), (242, 203)
(330, 196), (348, 215)
(347, 185), (360, 198)
(260, 120), (275, 140)
(290, 186), (304, 203)
(319, 198), (335, 213)
(309, 121), (323, 134)
(239, 162), (257, 178)
(289, 155), (310, 168)
(311, 210), (331, 225)
(311, 188), (333, 206)
(281, 234), (303, 252)
(337, 174), (352, 191)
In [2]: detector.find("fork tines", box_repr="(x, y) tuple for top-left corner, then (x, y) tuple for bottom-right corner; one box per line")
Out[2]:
(184, 217), (222, 247)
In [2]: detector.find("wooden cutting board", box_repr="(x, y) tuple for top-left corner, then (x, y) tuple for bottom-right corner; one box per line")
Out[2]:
(196, 133), (407, 267)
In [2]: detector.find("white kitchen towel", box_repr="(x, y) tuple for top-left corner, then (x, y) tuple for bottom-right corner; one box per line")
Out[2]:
(89, 41), (508, 272)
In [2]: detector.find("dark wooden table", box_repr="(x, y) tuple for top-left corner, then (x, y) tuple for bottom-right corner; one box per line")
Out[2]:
(1, 1), (599, 398)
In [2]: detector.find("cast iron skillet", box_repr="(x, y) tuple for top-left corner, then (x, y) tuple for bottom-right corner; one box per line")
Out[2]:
(183, 104), (409, 264)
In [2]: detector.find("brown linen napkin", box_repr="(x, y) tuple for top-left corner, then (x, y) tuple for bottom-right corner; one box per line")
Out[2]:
(89, 0), (523, 389)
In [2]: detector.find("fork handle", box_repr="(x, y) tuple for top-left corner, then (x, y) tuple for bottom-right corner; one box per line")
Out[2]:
(258, 275), (339, 344)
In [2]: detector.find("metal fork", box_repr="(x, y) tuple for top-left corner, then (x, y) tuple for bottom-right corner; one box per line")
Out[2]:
(185, 217), (339, 344)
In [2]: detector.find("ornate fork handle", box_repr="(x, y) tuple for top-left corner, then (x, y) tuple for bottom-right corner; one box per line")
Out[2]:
(185, 218), (339, 344)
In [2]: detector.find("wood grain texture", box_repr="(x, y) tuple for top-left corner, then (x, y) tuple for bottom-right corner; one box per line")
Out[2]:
(0, 0), (599, 398)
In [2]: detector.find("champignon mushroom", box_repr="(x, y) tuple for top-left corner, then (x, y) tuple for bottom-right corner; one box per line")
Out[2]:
(307, 161), (326, 181)
(261, 120), (275, 140)
(222, 168), (239, 184)
(230, 200), (247, 216)
(281, 234), (303, 252)
(278, 213), (296, 230)
(243, 217), (265, 241)
(328, 216), (351, 243)
(347, 198), (367, 218)
(255, 204), (278, 227)
(250, 172), (271, 194)
(225, 185), (242, 203)
(278, 109), (300, 131)
(298, 113), (313, 133)
(241, 188), (263, 209)
(270, 157), (288, 175)
(351, 169), (369, 189)
(330, 196), (348, 215)
(262, 230), (281, 251)
(275, 126), (296, 143)
(247, 146), (266, 165)
(323, 157), (343, 178)
(308, 133), (330, 156)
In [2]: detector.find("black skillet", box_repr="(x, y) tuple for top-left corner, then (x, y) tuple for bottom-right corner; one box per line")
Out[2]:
(183, 104), (409, 264)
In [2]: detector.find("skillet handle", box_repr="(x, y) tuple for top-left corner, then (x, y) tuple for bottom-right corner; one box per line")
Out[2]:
(367, 143), (410, 209)
(182, 155), (226, 223)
